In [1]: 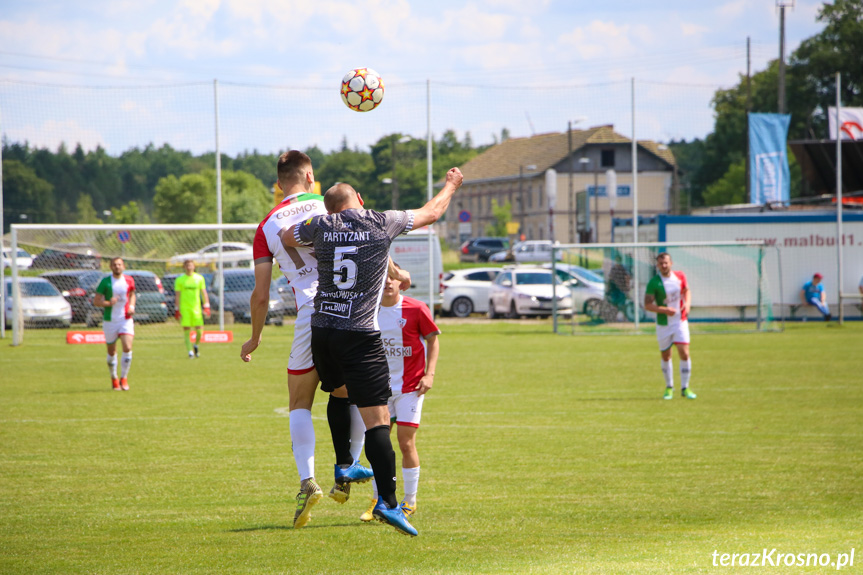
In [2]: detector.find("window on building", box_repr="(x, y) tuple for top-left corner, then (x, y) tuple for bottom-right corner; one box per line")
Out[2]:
(601, 149), (615, 168)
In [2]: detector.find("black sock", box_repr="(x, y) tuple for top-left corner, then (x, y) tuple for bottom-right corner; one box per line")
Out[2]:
(364, 424), (398, 508)
(327, 395), (353, 466)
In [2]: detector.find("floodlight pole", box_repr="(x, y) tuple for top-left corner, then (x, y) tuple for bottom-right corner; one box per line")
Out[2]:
(745, 36), (751, 201)
(427, 79), (435, 319)
(214, 79), (225, 330)
(778, 3), (787, 114)
(632, 77), (640, 332)
(836, 72), (844, 325)
(568, 121), (574, 243)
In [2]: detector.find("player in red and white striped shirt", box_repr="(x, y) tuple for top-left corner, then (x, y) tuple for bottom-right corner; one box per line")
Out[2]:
(359, 265), (440, 522)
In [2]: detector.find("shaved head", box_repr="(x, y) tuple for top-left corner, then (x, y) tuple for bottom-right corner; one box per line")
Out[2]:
(324, 183), (362, 213)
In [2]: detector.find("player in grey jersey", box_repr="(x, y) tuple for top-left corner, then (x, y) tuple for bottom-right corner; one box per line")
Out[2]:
(280, 167), (463, 536)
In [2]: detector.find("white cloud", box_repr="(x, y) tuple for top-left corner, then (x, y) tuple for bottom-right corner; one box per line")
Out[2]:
(716, 0), (746, 19)
(680, 21), (708, 38)
(559, 20), (654, 61)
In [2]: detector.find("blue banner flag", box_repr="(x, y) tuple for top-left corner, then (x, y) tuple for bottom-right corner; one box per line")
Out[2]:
(749, 113), (791, 204)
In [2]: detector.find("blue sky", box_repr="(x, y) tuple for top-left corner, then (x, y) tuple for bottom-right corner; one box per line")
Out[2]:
(0, 0), (827, 155)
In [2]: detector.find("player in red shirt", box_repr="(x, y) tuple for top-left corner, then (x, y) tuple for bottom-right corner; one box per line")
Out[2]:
(359, 264), (440, 522)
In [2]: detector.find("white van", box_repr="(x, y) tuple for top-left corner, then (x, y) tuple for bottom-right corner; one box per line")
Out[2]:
(389, 227), (443, 311)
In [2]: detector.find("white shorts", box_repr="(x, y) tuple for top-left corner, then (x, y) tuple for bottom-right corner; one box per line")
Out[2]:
(103, 318), (134, 343)
(288, 304), (314, 375)
(656, 320), (690, 351)
(388, 388), (425, 428)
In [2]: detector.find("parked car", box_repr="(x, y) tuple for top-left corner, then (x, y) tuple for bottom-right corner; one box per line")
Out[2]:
(30, 242), (102, 270)
(489, 240), (560, 263)
(4, 277), (72, 328)
(488, 266), (573, 319)
(168, 242), (254, 270)
(40, 270), (104, 323)
(162, 271), (215, 317)
(2, 246), (33, 269)
(541, 264), (606, 313)
(208, 269), (285, 325)
(459, 237), (510, 262)
(273, 275), (299, 315)
(440, 267), (501, 318)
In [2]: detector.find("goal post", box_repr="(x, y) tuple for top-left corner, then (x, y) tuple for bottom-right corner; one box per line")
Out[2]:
(8, 223), (270, 346)
(550, 241), (782, 335)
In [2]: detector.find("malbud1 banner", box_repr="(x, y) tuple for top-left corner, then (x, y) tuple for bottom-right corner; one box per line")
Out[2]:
(828, 107), (863, 140)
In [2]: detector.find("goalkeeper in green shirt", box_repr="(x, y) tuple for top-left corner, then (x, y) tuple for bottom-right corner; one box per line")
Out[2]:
(174, 259), (211, 358)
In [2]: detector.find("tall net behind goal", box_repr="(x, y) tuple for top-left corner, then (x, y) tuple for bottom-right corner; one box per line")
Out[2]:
(6, 223), (295, 346)
(550, 241), (781, 335)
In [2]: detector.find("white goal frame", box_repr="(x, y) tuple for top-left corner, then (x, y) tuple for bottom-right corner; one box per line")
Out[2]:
(549, 240), (781, 334)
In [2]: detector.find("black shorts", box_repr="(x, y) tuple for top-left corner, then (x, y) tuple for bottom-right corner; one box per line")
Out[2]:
(311, 326), (391, 408)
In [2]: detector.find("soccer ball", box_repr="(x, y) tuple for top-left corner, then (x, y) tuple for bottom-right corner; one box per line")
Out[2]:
(340, 68), (384, 112)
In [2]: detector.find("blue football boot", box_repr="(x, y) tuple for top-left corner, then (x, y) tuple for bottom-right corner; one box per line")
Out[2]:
(372, 497), (418, 537)
(334, 460), (374, 485)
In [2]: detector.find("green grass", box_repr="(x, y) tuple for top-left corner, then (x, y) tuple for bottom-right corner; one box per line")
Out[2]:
(1, 322), (861, 574)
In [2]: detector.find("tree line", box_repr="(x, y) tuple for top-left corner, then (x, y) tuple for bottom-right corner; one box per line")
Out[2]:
(1, 131), (481, 233)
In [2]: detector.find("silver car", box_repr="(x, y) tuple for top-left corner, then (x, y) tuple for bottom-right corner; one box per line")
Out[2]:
(441, 267), (501, 317)
(4, 277), (72, 328)
(542, 264), (606, 313)
(488, 267), (573, 319)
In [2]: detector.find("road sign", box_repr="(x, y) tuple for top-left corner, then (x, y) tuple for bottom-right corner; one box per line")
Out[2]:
(117, 230), (130, 243)
(458, 210), (471, 223)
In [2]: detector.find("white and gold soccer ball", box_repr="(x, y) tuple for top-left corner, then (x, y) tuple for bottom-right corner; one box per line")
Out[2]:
(340, 68), (385, 112)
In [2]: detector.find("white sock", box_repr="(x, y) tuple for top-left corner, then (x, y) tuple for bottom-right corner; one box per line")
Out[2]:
(107, 354), (118, 379)
(120, 352), (132, 378)
(289, 409), (315, 481)
(661, 358), (673, 388)
(402, 466), (420, 506)
(371, 478), (378, 500)
(349, 404), (366, 463)
(680, 358), (692, 389)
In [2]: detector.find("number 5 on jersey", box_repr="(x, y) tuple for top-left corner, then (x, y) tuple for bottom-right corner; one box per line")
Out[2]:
(333, 246), (358, 289)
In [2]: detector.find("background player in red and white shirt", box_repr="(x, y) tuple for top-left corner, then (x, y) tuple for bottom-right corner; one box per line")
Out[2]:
(644, 252), (696, 400)
(360, 266), (440, 522)
(93, 257), (136, 391)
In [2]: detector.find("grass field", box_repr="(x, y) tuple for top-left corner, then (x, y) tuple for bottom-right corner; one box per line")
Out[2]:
(1, 321), (861, 574)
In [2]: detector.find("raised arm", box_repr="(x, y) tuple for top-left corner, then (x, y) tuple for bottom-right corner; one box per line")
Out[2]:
(410, 168), (463, 229)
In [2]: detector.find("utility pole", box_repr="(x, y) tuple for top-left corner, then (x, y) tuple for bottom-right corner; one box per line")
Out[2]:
(391, 137), (399, 210)
(568, 121), (574, 243)
(745, 36), (752, 201)
(777, 1), (794, 114)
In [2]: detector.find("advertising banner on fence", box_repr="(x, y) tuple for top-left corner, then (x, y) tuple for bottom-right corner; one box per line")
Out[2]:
(749, 113), (791, 205)
(67, 330), (233, 344)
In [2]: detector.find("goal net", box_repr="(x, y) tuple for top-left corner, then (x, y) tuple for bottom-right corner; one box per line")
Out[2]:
(550, 241), (781, 335)
(4, 223), (288, 346)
